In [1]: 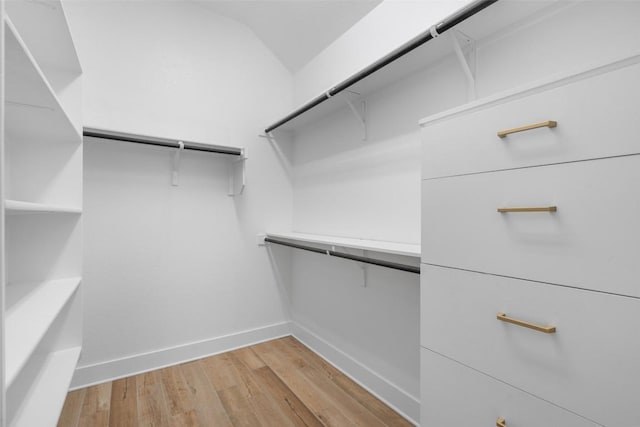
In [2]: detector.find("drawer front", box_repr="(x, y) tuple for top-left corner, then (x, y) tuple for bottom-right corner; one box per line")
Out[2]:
(421, 59), (640, 179)
(421, 265), (640, 426)
(421, 348), (600, 427)
(422, 155), (640, 297)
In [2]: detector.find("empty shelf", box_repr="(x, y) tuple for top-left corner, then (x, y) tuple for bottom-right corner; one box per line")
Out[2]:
(4, 17), (81, 145)
(5, 0), (82, 75)
(8, 346), (81, 427)
(5, 278), (81, 387)
(266, 232), (420, 257)
(5, 200), (82, 215)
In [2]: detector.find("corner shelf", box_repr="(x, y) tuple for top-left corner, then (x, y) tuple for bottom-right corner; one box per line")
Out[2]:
(5, 200), (82, 215)
(5, 278), (82, 388)
(266, 231), (420, 257)
(8, 346), (81, 427)
(4, 16), (81, 145)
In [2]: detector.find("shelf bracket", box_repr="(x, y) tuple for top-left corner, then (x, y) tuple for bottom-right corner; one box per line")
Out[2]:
(342, 93), (367, 141)
(362, 250), (369, 288)
(451, 29), (477, 101)
(228, 148), (247, 196)
(172, 141), (184, 186)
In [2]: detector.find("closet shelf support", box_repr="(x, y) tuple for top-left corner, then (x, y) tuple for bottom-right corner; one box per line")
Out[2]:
(451, 29), (477, 101)
(172, 141), (184, 186)
(342, 93), (367, 141)
(228, 148), (247, 197)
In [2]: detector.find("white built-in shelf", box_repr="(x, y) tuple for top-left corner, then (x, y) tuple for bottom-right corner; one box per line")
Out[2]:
(266, 1), (558, 132)
(5, 0), (82, 75)
(8, 346), (81, 427)
(266, 232), (420, 257)
(5, 200), (82, 215)
(3, 17), (81, 145)
(5, 278), (82, 387)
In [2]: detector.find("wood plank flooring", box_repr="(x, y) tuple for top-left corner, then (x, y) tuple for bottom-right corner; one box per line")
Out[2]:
(58, 336), (413, 426)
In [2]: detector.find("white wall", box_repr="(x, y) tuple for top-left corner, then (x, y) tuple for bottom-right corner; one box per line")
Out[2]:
(64, 0), (295, 387)
(284, 1), (640, 423)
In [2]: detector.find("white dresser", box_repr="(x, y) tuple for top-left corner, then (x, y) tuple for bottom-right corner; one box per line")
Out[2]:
(420, 53), (640, 427)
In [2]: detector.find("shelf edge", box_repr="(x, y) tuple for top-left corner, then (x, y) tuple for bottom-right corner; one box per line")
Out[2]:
(266, 231), (420, 257)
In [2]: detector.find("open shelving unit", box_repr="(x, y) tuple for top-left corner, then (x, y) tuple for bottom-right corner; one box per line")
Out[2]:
(1, 0), (83, 425)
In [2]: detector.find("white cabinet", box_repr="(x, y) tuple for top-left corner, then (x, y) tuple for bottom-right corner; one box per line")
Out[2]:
(420, 53), (640, 427)
(1, 1), (83, 426)
(421, 348), (600, 427)
(421, 265), (640, 426)
(422, 155), (640, 298)
(421, 55), (640, 179)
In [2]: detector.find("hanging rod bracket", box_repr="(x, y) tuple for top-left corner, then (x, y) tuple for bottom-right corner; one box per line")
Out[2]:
(451, 29), (477, 101)
(429, 24), (441, 38)
(361, 249), (369, 287)
(228, 148), (247, 196)
(172, 141), (184, 186)
(342, 94), (367, 141)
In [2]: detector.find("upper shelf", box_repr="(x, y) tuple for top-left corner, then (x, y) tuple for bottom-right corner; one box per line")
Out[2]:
(4, 16), (82, 145)
(5, 0), (82, 75)
(266, 232), (420, 258)
(264, 0), (557, 133)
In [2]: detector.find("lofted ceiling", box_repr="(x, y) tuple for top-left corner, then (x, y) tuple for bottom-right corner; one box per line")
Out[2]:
(193, 0), (382, 73)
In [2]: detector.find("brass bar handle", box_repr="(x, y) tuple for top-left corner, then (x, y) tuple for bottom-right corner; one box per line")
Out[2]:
(497, 312), (556, 333)
(497, 206), (557, 213)
(497, 120), (557, 138)
(496, 418), (507, 427)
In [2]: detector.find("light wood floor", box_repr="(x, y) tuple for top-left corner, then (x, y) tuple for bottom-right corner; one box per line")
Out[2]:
(58, 336), (413, 426)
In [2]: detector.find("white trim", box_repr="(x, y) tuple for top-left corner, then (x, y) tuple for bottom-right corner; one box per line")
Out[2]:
(419, 50), (640, 127)
(70, 321), (292, 390)
(291, 322), (420, 426)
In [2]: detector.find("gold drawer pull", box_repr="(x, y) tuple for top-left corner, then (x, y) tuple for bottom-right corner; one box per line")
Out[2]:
(497, 120), (557, 138)
(497, 418), (507, 427)
(497, 206), (557, 213)
(497, 312), (556, 333)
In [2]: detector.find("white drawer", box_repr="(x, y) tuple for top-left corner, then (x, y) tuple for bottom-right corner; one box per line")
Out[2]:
(421, 59), (640, 179)
(421, 348), (600, 427)
(421, 265), (640, 427)
(422, 155), (640, 298)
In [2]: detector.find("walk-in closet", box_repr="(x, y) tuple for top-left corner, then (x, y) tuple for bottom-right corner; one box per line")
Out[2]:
(1, 0), (638, 425)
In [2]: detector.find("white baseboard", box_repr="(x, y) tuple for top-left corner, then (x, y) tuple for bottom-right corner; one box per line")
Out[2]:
(291, 322), (420, 425)
(70, 321), (292, 390)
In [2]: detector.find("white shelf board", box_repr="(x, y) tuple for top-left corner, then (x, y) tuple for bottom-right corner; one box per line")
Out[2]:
(5, 278), (82, 387)
(5, 0), (82, 74)
(269, 1), (558, 132)
(8, 346), (81, 427)
(266, 232), (420, 257)
(3, 16), (81, 145)
(5, 200), (82, 215)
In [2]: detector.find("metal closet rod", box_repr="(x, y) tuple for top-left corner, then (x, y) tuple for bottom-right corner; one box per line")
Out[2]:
(264, 0), (498, 133)
(83, 127), (243, 156)
(265, 237), (420, 274)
